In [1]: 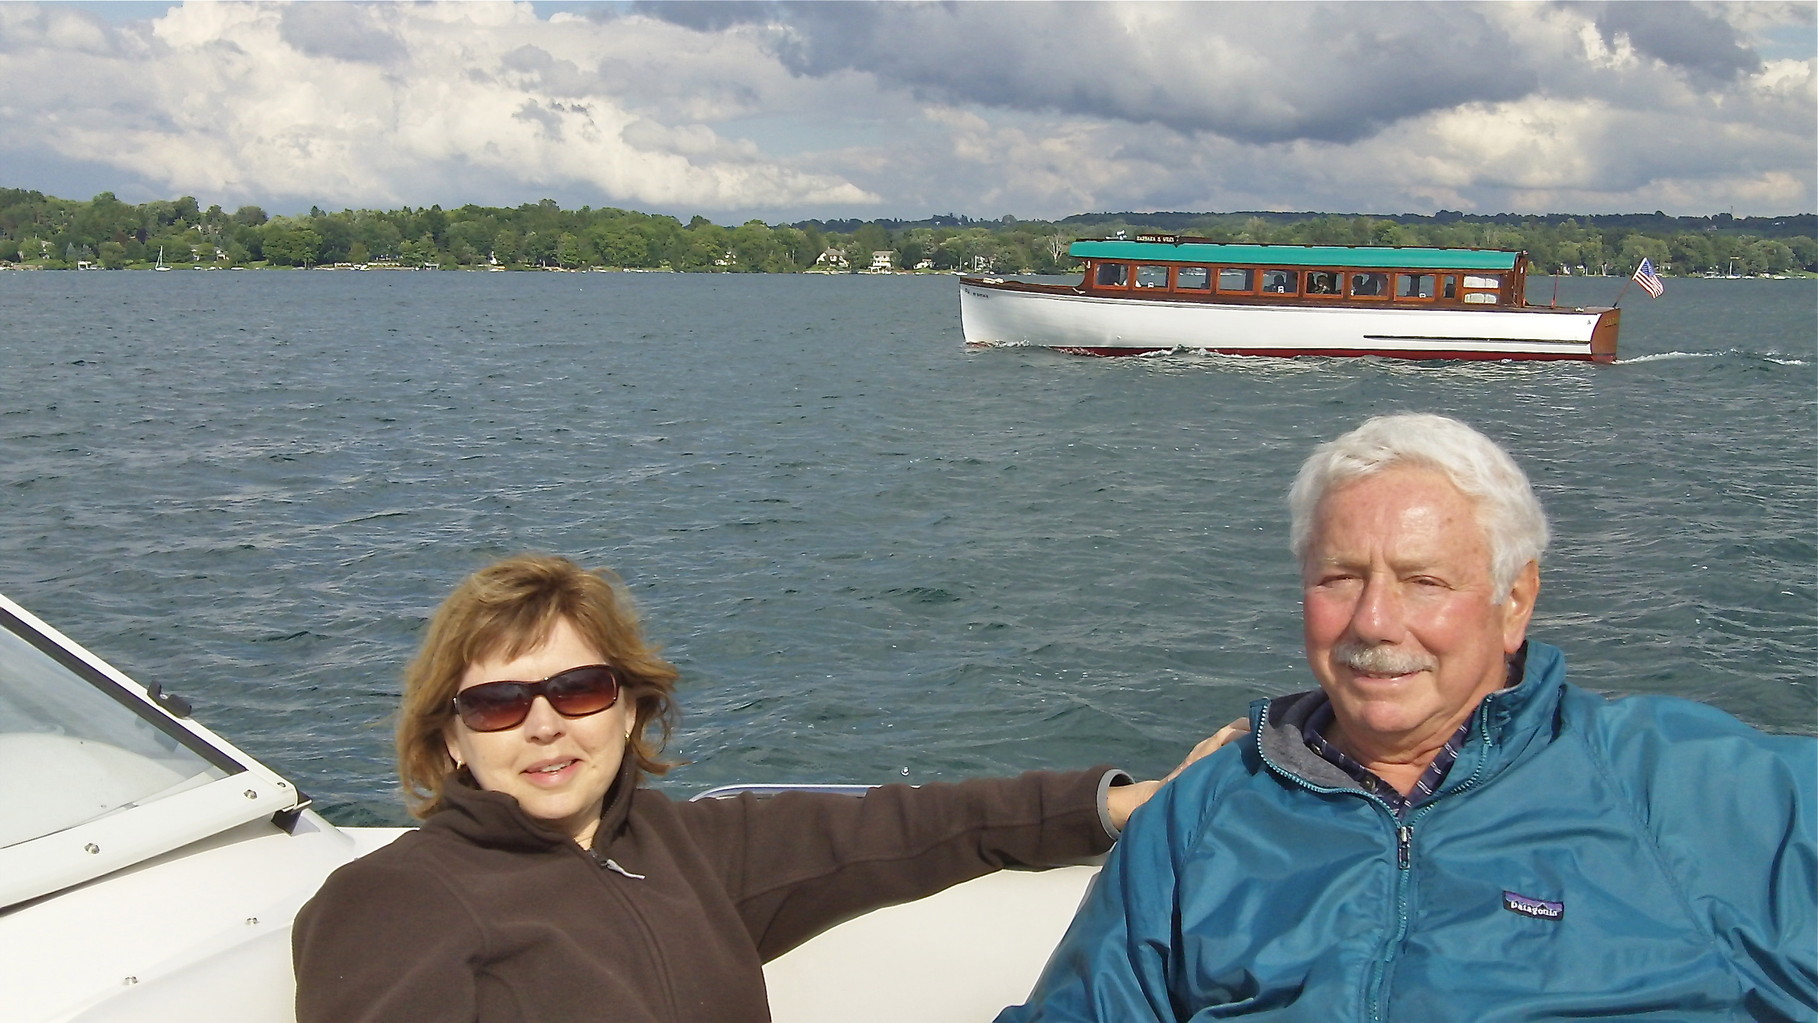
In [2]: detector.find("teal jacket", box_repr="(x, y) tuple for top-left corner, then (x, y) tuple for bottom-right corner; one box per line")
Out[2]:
(1000, 643), (1817, 1022)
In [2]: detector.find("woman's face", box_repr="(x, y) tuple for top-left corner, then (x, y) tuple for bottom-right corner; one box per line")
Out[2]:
(443, 617), (631, 847)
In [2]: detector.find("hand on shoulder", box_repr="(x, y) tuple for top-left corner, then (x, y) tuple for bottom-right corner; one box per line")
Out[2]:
(1106, 718), (1250, 831)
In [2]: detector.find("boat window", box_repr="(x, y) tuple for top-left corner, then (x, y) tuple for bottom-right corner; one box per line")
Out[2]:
(1175, 266), (1210, 290)
(1094, 263), (1128, 287)
(1306, 271), (1341, 296)
(1395, 273), (1437, 299)
(1348, 273), (1389, 298)
(1261, 269), (1299, 295)
(0, 621), (228, 849)
(1442, 275), (1457, 299)
(1134, 265), (1170, 288)
(1217, 268), (1255, 293)
(1462, 273), (1503, 304)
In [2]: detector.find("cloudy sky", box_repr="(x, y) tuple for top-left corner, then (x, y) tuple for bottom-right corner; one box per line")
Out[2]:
(2, 1), (1812, 223)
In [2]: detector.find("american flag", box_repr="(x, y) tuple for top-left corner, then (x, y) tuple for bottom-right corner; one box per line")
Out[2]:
(1632, 257), (1664, 298)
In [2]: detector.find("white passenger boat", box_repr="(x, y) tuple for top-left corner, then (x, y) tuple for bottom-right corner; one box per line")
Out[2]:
(0, 591), (1090, 1021)
(960, 236), (1621, 362)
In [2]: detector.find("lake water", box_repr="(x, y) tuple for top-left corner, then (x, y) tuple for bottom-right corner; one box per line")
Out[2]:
(1, 269), (1812, 825)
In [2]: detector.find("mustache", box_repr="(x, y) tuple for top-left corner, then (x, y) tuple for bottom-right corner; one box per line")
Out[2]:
(1333, 639), (1436, 676)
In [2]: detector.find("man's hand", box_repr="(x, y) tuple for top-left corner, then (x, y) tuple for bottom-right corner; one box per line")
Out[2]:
(1106, 718), (1251, 830)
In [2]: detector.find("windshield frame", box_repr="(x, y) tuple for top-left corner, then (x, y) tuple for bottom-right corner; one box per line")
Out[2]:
(0, 593), (304, 909)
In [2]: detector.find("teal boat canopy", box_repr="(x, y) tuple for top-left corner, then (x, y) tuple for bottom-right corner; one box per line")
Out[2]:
(1069, 240), (1521, 272)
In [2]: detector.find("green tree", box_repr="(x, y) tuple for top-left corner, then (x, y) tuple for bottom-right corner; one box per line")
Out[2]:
(730, 220), (794, 271)
(1746, 239), (1796, 274)
(1237, 217), (1279, 243)
(314, 215), (353, 263)
(590, 222), (649, 267)
(418, 205), (448, 246)
(556, 232), (594, 268)
(354, 217), (403, 261)
(677, 221), (729, 271)
(491, 229), (524, 266)
(232, 224), (265, 262)
(1786, 236), (1818, 270)
(774, 226), (818, 269)
(444, 220), (493, 264)
(935, 236), (971, 271)
(640, 217), (687, 268)
(261, 222), (323, 266)
(1617, 234), (1669, 272)
(852, 222), (890, 262)
(399, 233), (440, 266)
(521, 231), (557, 266)
(1668, 233), (1715, 273)
(896, 235), (928, 270)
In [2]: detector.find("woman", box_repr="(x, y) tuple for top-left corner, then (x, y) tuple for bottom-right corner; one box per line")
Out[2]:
(293, 554), (1239, 1022)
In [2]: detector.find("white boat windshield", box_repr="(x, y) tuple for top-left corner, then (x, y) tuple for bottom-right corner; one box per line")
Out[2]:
(0, 615), (228, 849)
(0, 595), (302, 909)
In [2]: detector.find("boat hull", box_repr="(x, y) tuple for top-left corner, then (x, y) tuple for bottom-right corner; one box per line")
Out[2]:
(959, 279), (1619, 362)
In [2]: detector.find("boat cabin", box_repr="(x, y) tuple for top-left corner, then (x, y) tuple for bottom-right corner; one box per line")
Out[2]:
(1071, 235), (1528, 309)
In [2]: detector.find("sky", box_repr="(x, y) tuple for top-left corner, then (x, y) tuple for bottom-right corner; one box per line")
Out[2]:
(1, 1), (1812, 224)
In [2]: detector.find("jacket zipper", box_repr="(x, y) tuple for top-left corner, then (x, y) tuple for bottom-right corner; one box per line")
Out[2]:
(1361, 726), (1499, 1022)
(576, 844), (681, 1019)
(1364, 815), (1422, 1023)
(1258, 708), (1504, 1023)
(1254, 741), (1405, 1021)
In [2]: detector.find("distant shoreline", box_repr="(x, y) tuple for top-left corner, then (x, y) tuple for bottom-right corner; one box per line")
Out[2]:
(4, 263), (1811, 280)
(0, 263), (967, 275)
(6, 188), (1814, 278)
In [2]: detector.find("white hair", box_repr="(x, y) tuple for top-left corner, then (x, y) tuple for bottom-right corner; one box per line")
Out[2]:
(1288, 414), (1548, 599)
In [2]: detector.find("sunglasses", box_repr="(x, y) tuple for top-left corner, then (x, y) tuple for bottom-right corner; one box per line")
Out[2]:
(451, 664), (622, 733)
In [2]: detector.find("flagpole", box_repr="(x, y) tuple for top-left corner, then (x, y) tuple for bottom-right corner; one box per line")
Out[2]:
(1611, 276), (1633, 308)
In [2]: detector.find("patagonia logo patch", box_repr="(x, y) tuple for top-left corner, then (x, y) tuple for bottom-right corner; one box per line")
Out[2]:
(1502, 890), (1564, 921)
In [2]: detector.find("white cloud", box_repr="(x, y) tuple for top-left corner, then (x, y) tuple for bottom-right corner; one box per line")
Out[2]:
(0, 1), (876, 213)
(0, 1), (1808, 220)
(669, 0), (1813, 219)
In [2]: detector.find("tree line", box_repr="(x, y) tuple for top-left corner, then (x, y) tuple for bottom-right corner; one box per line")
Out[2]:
(1, 188), (1812, 276)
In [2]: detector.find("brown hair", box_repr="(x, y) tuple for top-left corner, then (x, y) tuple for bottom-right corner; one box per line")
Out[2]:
(396, 554), (681, 818)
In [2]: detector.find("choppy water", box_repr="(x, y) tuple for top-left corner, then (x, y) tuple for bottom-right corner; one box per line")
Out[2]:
(1, 269), (1812, 825)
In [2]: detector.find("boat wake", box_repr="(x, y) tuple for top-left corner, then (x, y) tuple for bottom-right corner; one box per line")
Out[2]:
(1621, 350), (1810, 367)
(979, 340), (1808, 370)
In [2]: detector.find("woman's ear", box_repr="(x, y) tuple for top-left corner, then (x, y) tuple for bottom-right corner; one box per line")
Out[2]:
(444, 721), (465, 770)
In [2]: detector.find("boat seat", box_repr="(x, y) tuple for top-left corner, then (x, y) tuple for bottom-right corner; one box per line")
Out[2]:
(762, 864), (1099, 1022)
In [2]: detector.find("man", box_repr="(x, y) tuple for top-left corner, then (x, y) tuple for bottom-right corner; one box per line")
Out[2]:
(999, 413), (1816, 1022)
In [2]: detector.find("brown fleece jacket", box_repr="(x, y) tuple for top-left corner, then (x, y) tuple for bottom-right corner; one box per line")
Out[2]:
(292, 762), (1122, 1022)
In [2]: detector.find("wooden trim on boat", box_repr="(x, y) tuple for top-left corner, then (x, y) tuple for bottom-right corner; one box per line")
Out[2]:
(1070, 255), (1527, 310)
(960, 273), (1588, 315)
(1589, 307), (1621, 363)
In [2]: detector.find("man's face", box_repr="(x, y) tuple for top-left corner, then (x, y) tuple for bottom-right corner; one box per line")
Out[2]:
(1301, 466), (1537, 755)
